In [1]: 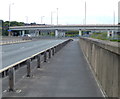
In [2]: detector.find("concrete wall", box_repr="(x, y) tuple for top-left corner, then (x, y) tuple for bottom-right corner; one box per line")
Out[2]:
(79, 37), (120, 98)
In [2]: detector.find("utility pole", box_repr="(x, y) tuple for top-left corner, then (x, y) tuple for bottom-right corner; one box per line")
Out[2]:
(51, 12), (53, 24)
(57, 8), (58, 25)
(41, 16), (45, 24)
(113, 10), (115, 25)
(85, 1), (86, 25)
(51, 12), (55, 24)
(9, 4), (11, 36)
(8, 3), (14, 36)
(25, 16), (28, 24)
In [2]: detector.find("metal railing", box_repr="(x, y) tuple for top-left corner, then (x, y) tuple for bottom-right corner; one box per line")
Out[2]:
(0, 39), (73, 92)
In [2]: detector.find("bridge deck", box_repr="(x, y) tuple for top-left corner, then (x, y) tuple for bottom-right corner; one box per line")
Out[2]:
(3, 39), (103, 97)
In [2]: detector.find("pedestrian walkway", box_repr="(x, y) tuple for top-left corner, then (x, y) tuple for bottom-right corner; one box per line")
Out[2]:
(3, 39), (103, 97)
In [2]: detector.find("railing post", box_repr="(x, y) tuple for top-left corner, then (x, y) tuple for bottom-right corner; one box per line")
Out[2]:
(57, 45), (59, 52)
(26, 59), (31, 77)
(37, 55), (41, 68)
(2, 72), (4, 78)
(44, 51), (47, 62)
(55, 46), (57, 53)
(49, 49), (51, 59)
(60, 44), (62, 50)
(54, 47), (56, 53)
(9, 68), (15, 91)
(52, 48), (55, 56)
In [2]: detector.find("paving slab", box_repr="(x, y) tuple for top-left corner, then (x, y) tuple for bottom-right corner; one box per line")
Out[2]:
(2, 39), (103, 97)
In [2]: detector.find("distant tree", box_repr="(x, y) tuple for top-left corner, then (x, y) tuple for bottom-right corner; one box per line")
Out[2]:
(10, 21), (25, 26)
(3, 21), (9, 36)
(2, 21), (25, 36)
(19, 22), (24, 26)
(0, 20), (3, 36)
(30, 22), (36, 25)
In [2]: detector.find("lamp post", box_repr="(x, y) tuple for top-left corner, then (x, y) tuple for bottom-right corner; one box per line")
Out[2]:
(113, 10), (115, 25)
(41, 16), (45, 24)
(51, 11), (55, 25)
(25, 16), (28, 24)
(51, 12), (53, 24)
(57, 8), (58, 25)
(85, 1), (86, 25)
(8, 3), (14, 36)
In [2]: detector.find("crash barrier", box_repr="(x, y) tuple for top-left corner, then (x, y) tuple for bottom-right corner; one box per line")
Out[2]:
(0, 39), (72, 92)
(79, 37), (120, 98)
(1, 36), (31, 45)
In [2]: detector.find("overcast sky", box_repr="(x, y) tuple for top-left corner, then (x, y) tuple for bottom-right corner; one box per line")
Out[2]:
(0, 0), (119, 25)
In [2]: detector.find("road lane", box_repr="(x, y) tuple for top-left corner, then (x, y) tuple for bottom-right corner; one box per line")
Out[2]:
(1, 39), (67, 69)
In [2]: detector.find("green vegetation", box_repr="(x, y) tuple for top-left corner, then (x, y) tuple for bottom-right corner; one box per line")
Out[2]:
(0, 20), (3, 36)
(10, 21), (24, 26)
(90, 32), (107, 40)
(90, 32), (120, 42)
(2, 21), (25, 36)
(65, 31), (79, 37)
(50, 32), (55, 36)
(110, 39), (120, 42)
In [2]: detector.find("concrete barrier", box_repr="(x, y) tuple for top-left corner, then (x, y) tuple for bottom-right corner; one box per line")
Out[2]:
(79, 37), (120, 98)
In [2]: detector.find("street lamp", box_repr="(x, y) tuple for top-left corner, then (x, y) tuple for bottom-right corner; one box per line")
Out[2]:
(51, 12), (53, 24)
(113, 10), (115, 25)
(51, 11), (55, 25)
(41, 16), (45, 24)
(85, 1), (86, 25)
(57, 8), (58, 25)
(25, 16), (28, 24)
(51, 10), (57, 25)
(8, 3), (14, 36)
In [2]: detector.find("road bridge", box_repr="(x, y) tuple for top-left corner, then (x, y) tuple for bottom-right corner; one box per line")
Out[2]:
(10, 24), (120, 37)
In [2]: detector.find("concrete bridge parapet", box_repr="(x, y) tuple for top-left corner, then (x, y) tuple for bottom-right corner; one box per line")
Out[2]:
(79, 37), (120, 98)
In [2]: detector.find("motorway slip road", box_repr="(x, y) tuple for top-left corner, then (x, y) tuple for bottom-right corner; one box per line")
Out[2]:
(3, 39), (103, 97)
(1, 39), (67, 69)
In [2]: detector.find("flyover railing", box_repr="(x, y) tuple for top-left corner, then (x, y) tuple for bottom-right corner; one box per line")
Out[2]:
(0, 39), (72, 92)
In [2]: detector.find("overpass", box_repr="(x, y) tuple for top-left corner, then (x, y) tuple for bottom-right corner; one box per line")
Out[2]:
(10, 24), (120, 37)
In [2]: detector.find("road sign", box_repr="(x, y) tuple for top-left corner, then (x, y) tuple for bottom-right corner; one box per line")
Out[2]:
(8, 30), (11, 32)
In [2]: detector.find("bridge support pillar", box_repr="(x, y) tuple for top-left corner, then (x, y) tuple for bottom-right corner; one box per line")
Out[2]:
(61, 31), (65, 37)
(63, 32), (66, 37)
(35, 30), (39, 37)
(22, 30), (25, 35)
(55, 30), (59, 37)
(79, 30), (82, 36)
(107, 30), (114, 38)
(19, 31), (22, 36)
